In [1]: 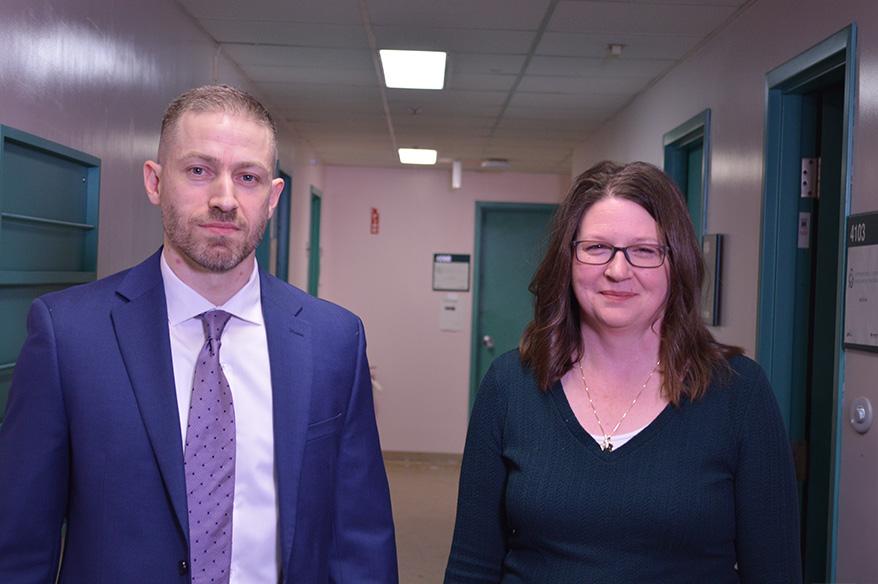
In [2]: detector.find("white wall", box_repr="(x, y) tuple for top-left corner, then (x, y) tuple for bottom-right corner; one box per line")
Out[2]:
(0, 0), (318, 279)
(570, 0), (878, 579)
(284, 142), (325, 291)
(321, 166), (568, 454)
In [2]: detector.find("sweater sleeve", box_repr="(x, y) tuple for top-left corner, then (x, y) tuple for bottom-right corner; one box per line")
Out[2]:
(444, 361), (510, 583)
(733, 362), (803, 583)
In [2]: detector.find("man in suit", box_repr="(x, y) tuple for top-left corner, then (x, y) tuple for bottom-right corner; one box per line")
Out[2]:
(0, 85), (398, 583)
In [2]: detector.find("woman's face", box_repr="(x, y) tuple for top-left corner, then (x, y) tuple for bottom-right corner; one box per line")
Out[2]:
(572, 197), (670, 335)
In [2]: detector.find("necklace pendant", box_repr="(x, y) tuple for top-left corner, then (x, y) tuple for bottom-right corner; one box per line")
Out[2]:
(602, 438), (613, 452)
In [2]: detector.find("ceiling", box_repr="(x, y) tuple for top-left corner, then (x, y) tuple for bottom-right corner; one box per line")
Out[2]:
(178, 0), (750, 174)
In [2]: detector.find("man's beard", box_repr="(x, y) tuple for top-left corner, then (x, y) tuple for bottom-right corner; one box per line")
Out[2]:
(162, 204), (268, 272)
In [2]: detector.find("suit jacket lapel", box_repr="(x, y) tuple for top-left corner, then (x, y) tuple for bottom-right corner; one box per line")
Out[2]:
(110, 250), (189, 540)
(260, 273), (312, 578)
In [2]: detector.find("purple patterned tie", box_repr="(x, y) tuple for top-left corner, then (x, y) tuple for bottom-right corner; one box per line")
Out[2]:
(184, 310), (236, 584)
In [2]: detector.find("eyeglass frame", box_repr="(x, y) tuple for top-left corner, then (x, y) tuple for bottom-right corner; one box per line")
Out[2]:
(571, 239), (669, 268)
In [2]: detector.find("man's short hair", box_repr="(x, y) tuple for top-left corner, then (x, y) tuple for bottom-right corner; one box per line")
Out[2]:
(158, 84), (278, 164)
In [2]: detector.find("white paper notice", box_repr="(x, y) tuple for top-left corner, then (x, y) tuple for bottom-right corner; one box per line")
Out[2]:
(845, 212), (878, 350)
(844, 244), (878, 347)
(439, 294), (464, 332)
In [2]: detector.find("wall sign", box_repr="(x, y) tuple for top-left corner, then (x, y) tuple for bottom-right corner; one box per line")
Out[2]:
(439, 293), (464, 331)
(844, 211), (878, 352)
(370, 207), (380, 235)
(701, 233), (723, 326)
(432, 254), (470, 292)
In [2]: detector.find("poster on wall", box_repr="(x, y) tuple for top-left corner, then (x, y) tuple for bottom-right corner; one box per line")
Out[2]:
(844, 211), (878, 352)
(433, 254), (470, 292)
(701, 234), (722, 326)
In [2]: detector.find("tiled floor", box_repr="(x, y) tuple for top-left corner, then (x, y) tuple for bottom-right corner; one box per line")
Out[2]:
(385, 454), (461, 583)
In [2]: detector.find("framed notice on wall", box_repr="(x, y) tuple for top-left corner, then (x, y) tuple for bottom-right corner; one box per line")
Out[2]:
(433, 254), (470, 292)
(701, 234), (722, 326)
(844, 212), (878, 352)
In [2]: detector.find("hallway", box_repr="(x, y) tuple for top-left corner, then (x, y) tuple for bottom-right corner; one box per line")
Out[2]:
(386, 454), (461, 583)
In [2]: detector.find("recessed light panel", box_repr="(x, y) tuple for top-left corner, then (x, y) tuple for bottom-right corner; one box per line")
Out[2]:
(380, 50), (446, 90)
(398, 148), (438, 165)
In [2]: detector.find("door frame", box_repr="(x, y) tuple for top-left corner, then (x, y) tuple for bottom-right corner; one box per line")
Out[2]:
(308, 186), (322, 297)
(663, 109), (711, 241)
(276, 169), (292, 282)
(756, 24), (856, 580)
(469, 201), (558, 410)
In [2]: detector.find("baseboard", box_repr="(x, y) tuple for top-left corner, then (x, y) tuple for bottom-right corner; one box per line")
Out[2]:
(382, 450), (462, 466)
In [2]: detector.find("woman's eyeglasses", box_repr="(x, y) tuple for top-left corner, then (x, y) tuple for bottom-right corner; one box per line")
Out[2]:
(572, 240), (668, 268)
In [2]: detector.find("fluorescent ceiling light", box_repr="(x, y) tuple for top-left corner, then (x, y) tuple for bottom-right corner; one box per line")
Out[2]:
(398, 148), (438, 165)
(380, 49), (446, 90)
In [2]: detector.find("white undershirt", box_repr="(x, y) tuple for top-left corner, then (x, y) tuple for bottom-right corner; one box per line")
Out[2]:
(588, 425), (646, 450)
(161, 253), (280, 583)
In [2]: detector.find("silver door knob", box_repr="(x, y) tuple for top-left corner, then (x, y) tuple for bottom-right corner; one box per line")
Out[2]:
(482, 335), (494, 349)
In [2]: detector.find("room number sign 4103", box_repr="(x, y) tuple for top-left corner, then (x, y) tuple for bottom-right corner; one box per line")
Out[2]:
(844, 211), (878, 352)
(847, 212), (877, 247)
(849, 221), (867, 244)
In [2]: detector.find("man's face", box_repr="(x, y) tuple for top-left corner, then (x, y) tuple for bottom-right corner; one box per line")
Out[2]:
(144, 110), (283, 273)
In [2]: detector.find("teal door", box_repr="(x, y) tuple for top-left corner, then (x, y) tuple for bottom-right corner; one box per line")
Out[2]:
(470, 203), (557, 407)
(275, 170), (292, 282)
(685, 143), (704, 238)
(308, 187), (322, 297)
(663, 109), (710, 242)
(794, 81), (844, 584)
(758, 32), (854, 581)
(0, 127), (100, 420)
(255, 168), (292, 281)
(254, 214), (277, 272)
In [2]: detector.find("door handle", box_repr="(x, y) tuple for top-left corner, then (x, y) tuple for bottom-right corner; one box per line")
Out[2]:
(482, 335), (494, 349)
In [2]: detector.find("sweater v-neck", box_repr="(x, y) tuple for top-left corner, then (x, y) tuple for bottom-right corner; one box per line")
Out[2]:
(549, 380), (675, 460)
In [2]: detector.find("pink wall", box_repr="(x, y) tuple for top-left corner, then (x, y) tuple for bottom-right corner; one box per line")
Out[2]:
(570, 0), (878, 579)
(321, 166), (568, 453)
(0, 0), (318, 280)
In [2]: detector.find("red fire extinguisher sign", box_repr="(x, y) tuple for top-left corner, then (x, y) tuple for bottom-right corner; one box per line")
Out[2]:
(370, 208), (380, 235)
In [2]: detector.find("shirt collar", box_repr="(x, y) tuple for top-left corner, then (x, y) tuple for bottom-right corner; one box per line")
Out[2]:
(160, 251), (264, 326)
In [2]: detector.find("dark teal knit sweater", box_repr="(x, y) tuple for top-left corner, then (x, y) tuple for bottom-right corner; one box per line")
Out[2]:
(445, 351), (801, 583)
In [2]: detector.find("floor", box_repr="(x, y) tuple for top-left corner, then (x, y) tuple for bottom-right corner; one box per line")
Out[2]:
(385, 453), (461, 583)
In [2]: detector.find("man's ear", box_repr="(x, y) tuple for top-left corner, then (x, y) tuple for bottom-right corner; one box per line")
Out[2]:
(144, 160), (162, 206)
(267, 177), (284, 218)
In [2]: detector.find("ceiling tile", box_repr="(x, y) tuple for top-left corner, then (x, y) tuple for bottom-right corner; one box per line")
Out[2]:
(283, 108), (387, 123)
(548, 1), (737, 35)
(387, 89), (508, 107)
(625, 0), (745, 5)
(446, 73), (517, 92)
(292, 118), (389, 132)
(450, 53), (527, 75)
(526, 55), (673, 78)
(366, 0), (552, 30)
(221, 45), (373, 69)
(495, 116), (597, 132)
(201, 20), (369, 48)
(536, 31), (700, 59)
(246, 65), (376, 85)
(517, 75), (643, 94)
(394, 115), (495, 130)
(509, 92), (622, 109)
(260, 82), (381, 100)
(373, 26), (535, 53)
(179, 0), (362, 23)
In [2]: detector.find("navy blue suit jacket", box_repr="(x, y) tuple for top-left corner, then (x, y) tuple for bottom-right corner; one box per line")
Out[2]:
(0, 250), (398, 583)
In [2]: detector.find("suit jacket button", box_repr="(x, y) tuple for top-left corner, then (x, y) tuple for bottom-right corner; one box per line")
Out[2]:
(179, 560), (188, 574)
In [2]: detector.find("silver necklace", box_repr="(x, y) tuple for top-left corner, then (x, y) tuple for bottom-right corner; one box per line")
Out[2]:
(577, 359), (660, 452)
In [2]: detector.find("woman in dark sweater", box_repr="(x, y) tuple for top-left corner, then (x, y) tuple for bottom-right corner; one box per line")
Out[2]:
(444, 161), (801, 583)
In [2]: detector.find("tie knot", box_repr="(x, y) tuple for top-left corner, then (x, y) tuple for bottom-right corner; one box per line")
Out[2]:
(199, 310), (232, 351)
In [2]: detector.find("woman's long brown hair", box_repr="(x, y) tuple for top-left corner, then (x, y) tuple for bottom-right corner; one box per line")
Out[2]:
(519, 161), (741, 404)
